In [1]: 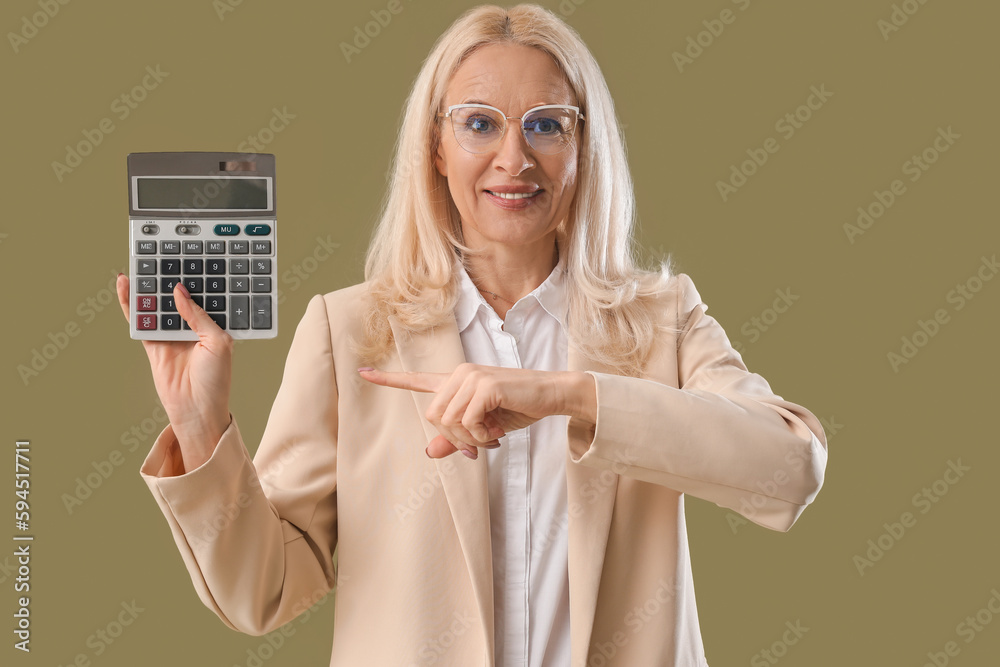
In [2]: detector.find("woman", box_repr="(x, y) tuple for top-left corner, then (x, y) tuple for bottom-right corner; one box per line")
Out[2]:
(117, 4), (828, 666)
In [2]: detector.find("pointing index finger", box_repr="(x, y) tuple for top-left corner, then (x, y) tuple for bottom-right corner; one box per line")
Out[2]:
(358, 368), (444, 393)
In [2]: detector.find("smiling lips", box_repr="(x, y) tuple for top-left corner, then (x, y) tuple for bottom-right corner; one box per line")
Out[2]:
(486, 191), (541, 200)
(484, 184), (543, 204)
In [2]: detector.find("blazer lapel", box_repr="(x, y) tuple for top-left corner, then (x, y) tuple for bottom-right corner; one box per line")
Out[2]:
(388, 314), (495, 661)
(566, 345), (619, 666)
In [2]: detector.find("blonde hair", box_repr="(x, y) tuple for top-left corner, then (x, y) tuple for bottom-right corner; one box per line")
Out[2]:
(358, 3), (677, 376)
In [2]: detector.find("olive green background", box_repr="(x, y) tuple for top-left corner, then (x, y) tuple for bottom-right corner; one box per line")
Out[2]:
(2, 0), (997, 665)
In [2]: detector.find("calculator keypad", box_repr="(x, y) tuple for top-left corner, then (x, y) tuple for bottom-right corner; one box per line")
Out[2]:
(130, 220), (277, 340)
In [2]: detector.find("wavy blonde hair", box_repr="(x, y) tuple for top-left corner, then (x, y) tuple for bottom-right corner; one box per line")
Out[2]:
(357, 3), (677, 376)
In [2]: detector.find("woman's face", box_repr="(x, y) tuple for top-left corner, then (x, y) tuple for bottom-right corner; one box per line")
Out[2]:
(435, 42), (580, 252)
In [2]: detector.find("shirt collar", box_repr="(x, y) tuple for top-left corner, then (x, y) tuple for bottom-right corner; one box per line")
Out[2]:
(453, 248), (568, 333)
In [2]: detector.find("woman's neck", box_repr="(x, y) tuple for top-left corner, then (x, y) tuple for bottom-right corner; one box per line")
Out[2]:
(463, 236), (559, 321)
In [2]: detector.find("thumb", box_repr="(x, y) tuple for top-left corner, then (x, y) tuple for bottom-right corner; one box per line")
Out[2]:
(426, 434), (460, 459)
(173, 282), (223, 337)
(116, 273), (131, 324)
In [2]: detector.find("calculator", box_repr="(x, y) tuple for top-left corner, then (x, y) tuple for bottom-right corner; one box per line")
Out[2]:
(127, 152), (277, 340)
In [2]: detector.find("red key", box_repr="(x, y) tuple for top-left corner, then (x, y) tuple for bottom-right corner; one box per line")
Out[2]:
(137, 314), (157, 330)
(137, 295), (157, 311)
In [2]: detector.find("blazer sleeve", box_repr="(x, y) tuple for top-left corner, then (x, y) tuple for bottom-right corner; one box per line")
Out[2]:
(139, 293), (339, 635)
(567, 273), (828, 532)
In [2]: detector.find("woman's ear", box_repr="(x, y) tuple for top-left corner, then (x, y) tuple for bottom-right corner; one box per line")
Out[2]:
(434, 136), (448, 177)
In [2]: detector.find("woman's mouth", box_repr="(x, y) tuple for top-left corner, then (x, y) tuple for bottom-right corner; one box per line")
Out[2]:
(484, 190), (542, 200)
(483, 189), (543, 210)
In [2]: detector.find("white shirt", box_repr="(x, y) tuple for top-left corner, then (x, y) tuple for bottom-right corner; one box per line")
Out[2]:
(453, 252), (572, 667)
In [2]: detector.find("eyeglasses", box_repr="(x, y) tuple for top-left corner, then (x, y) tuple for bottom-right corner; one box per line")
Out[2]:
(437, 104), (585, 155)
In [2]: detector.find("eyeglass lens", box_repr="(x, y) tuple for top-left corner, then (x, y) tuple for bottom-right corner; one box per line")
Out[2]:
(450, 106), (579, 154)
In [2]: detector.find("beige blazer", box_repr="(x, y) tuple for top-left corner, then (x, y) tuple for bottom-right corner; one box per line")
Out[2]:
(140, 271), (828, 667)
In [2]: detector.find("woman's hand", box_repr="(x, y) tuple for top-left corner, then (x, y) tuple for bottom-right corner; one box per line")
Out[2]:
(358, 364), (596, 459)
(116, 274), (233, 474)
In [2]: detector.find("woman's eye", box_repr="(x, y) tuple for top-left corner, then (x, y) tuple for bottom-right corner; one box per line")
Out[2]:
(529, 118), (561, 135)
(466, 116), (497, 133)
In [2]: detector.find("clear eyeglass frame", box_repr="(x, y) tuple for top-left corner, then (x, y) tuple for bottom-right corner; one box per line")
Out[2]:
(437, 103), (585, 155)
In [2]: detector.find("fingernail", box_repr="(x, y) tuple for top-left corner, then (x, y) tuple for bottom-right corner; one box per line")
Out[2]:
(357, 367), (374, 373)
(461, 449), (477, 460)
(177, 283), (191, 299)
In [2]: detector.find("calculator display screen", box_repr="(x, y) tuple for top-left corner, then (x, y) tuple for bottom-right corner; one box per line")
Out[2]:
(135, 177), (270, 211)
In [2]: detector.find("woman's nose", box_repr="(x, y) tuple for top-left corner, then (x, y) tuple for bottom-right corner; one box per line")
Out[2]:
(493, 123), (535, 175)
